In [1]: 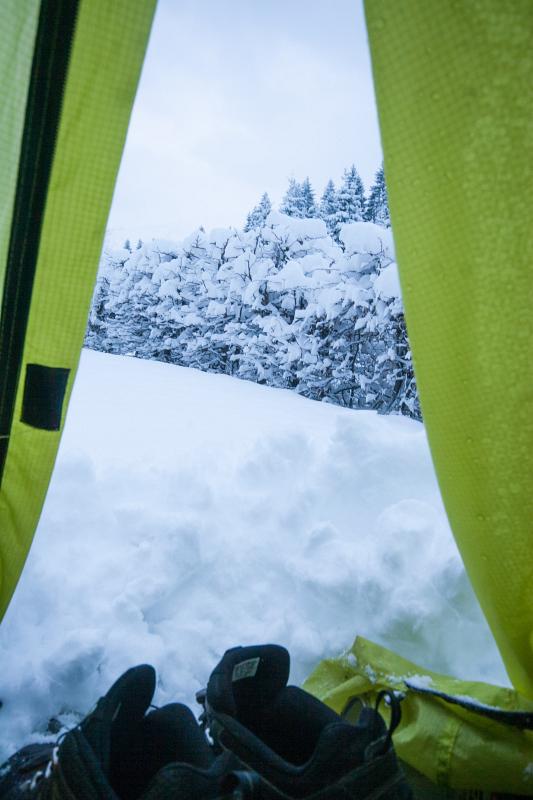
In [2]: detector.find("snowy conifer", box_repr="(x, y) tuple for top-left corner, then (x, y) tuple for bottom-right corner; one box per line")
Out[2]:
(280, 178), (305, 217)
(335, 166), (365, 239)
(365, 164), (390, 227)
(244, 192), (272, 231)
(300, 177), (317, 218)
(319, 179), (338, 236)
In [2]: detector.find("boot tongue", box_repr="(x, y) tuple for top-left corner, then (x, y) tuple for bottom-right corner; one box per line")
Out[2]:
(208, 644), (290, 721)
(81, 664), (156, 777)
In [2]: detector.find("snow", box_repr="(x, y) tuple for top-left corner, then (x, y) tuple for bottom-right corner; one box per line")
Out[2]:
(340, 221), (394, 257)
(266, 211), (328, 240)
(374, 262), (402, 300)
(0, 350), (506, 761)
(405, 674), (435, 690)
(443, 694), (522, 714)
(273, 260), (315, 290)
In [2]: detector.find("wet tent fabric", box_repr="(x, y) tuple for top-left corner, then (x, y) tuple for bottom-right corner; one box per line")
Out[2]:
(361, 1), (533, 695)
(0, 0), (156, 621)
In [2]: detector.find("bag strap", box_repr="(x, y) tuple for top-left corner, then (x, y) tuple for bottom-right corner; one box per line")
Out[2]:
(404, 680), (533, 730)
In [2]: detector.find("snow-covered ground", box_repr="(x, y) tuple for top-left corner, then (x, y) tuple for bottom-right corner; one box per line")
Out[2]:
(0, 350), (505, 761)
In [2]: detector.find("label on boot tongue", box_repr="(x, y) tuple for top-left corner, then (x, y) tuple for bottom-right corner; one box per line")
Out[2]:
(232, 657), (260, 682)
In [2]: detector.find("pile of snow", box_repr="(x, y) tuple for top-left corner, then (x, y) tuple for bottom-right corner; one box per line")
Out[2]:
(0, 350), (505, 761)
(339, 220), (394, 259)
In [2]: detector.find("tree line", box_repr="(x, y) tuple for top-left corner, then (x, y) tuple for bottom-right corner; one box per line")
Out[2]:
(85, 187), (420, 421)
(244, 164), (389, 238)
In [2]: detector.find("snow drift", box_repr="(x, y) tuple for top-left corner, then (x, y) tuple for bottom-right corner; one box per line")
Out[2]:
(0, 350), (504, 761)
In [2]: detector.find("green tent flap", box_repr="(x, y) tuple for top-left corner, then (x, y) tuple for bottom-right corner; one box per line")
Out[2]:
(0, 0), (156, 621)
(363, 0), (533, 696)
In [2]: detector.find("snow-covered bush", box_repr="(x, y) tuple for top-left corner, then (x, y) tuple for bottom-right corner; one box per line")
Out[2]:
(86, 214), (420, 420)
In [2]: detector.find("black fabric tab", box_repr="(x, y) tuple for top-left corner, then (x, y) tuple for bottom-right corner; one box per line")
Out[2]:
(21, 364), (70, 431)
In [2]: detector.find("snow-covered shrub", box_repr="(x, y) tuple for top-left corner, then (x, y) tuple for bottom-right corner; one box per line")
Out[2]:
(85, 214), (420, 420)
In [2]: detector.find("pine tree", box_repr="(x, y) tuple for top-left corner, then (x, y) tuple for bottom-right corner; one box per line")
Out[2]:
(123, 239), (131, 251)
(136, 239), (143, 249)
(300, 177), (317, 218)
(244, 192), (272, 231)
(319, 179), (338, 236)
(335, 165), (365, 239)
(280, 178), (305, 217)
(365, 164), (390, 227)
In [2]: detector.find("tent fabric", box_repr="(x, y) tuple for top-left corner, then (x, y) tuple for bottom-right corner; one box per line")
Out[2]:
(0, 0), (81, 483)
(0, 0), (156, 621)
(363, 1), (533, 696)
(304, 637), (533, 794)
(0, 1), (40, 300)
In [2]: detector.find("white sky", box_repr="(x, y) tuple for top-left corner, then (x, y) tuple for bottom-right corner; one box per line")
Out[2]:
(107, 0), (382, 244)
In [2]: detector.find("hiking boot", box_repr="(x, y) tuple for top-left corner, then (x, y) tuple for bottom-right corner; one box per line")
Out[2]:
(198, 644), (412, 800)
(0, 664), (238, 800)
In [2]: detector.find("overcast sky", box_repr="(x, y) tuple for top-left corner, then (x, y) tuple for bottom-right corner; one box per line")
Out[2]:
(107, 0), (382, 243)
